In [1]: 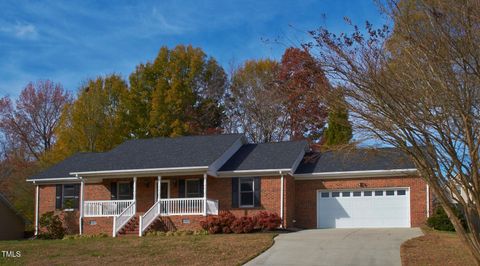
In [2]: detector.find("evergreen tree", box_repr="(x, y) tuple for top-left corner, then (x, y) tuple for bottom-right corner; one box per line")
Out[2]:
(323, 103), (352, 146)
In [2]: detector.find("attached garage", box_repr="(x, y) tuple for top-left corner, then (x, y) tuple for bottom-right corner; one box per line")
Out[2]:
(316, 188), (411, 228)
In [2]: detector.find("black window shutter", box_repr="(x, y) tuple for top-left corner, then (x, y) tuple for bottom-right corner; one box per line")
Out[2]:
(254, 177), (261, 207)
(110, 182), (117, 200)
(179, 179), (185, 198)
(199, 179), (204, 197)
(232, 177), (239, 208)
(55, 184), (62, 210)
(73, 184), (80, 209)
(129, 181), (134, 199)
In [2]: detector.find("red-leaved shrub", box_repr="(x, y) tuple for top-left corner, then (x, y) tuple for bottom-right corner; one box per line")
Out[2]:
(253, 211), (282, 231)
(200, 211), (236, 234)
(231, 216), (255, 234)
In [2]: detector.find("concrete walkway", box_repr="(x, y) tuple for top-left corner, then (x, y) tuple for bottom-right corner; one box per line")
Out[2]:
(246, 228), (423, 266)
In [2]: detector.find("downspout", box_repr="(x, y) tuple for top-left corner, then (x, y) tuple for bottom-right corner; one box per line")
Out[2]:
(280, 171), (284, 228)
(426, 183), (430, 218)
(34, 181), (39, 236)
(79, 175), (84, 235)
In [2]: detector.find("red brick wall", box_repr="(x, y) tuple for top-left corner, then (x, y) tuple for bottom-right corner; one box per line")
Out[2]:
(284, 175), (295, 228)
(294, 176), (428, 229)
(36, 185), (80, 234)
(207, 176), (283, 219)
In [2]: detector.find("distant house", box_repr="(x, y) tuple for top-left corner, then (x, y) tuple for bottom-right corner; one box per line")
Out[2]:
(0, 193), (26, 240)
(27, 134), (432, 237)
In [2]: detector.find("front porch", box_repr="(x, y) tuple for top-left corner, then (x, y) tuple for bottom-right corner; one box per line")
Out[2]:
(79, 175), (219, 237)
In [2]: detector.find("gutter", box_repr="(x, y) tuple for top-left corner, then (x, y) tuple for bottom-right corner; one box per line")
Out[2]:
(70, 166), (210, 177)
(216, 168), (292, 177)
(26, 177), (80, 182)
(294, 168), (418, 179)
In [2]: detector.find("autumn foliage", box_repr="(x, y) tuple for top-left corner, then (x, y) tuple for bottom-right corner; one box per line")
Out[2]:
(200, 211), (281, 234)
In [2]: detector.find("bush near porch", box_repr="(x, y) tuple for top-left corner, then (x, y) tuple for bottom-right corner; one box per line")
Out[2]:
(0, 233), (276, 265)
(200, 211), (282, 234)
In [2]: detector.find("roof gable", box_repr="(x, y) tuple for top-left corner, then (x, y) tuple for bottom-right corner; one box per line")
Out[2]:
(218, 140), (308, 173)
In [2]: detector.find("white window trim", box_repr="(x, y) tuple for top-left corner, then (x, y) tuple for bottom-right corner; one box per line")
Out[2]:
(239, 178), (255, 208)
(185, 178), (202, 198)
(117, 181), (132, 200)
(61, 184), (78, 211)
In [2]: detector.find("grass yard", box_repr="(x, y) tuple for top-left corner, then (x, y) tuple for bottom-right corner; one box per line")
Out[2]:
(401, 227), (475, 266)
(0, 233), (276, 266)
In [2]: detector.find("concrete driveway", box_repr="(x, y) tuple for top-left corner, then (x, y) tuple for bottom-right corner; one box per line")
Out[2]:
(246, 228), (422, 266)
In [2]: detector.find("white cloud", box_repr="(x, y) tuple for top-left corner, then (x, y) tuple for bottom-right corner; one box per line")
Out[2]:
(0, 22), (38, 40)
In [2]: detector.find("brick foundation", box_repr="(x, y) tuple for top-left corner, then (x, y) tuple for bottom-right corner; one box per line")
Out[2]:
(83, 217), (113, 235)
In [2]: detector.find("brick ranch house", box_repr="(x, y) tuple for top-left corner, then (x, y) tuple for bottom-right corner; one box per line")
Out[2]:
(27, 134), (432, 237)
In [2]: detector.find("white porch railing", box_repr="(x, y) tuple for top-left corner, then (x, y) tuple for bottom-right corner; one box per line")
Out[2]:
(139, 198), (220, 236)
(113, 201), (136, 237)
(84, 200), (134, 217)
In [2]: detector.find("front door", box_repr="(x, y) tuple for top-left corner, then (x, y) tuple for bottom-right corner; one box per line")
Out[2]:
(154, 180), (170, 201)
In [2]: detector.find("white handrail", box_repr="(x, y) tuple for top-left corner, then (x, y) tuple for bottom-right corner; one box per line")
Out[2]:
(113, 201), (135, 237)
(139, 200), (161, 236)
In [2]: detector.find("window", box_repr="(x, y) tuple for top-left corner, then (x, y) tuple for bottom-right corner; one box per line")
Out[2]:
(62, 184), (78, 210)
(332, 192), (340, 197)
(185, 179), (202, 198)
(321, 192), (329, 198)
(56, 184), (80, 210)
(397, 189), (406, 195)
(364, 191), (372, 196)
(386, 190), (395, 196)
(239, 178), (254, 207)
(117, 182), (132, 200)
(342, 191), (351, 197)
(353, 191), (361, 197)
(375, 190), (384, 196)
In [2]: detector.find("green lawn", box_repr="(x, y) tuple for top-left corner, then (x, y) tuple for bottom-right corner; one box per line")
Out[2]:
(0, 233), (275, 266)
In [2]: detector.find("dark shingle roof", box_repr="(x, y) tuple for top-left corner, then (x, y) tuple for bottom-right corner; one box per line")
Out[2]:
(29, 152), (105, 179)
(294, 147), (416, 174)
(218, 140), (308, 172)
(30, 134), (243, 180)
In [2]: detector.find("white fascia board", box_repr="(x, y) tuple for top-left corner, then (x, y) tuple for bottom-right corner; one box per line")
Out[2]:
(27, 177), (80, 183)
(294, 168), (418, 179)
(216, 168), (292, 177)
(70, 166), (209, 177)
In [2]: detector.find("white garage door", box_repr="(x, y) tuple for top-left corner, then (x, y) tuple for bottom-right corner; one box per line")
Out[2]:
(317, 188), (410, 228)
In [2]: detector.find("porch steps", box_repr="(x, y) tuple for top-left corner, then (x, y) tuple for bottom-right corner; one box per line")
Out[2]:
(118, 215), (139, 236)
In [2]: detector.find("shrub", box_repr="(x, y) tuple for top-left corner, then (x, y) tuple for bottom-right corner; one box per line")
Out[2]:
(427, 206), (467, 231)
(254, 211), (282, 231)
(38, 212), (65, 239)
(200, 211), (236, 234)
(231, 216), (255, 234)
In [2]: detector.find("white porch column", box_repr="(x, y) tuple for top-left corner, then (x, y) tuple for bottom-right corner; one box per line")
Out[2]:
(203, 173), (207, 216)
(157, 176), (162, 201)
(133, 177), (137, 213)
(79, 178), (85, 235)
(34, 184), (39, 236)
(280, 172), (284, 228)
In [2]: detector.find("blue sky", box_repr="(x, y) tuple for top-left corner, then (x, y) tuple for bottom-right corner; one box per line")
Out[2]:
(0, 0), (385, 97)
